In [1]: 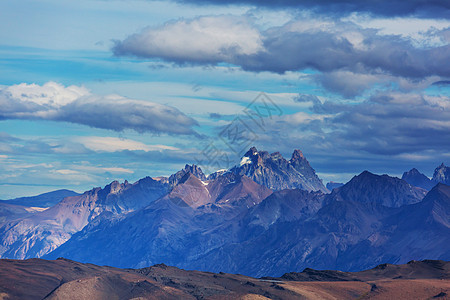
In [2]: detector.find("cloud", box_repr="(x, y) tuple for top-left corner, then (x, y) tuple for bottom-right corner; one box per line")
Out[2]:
(57, 166), (134, 175)
(113, 15), (263, 64)
(0, 82), (198, 135)
(174, 0), (450, 18)
(113, 17), (450, 97)
(261, 91), (450, 159)
(294, 94), (321, 104)
(76, 136), (179, 152)
(314, 71), (384, 98)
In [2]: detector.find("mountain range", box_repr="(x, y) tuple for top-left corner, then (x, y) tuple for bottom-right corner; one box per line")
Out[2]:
(0, 147), (449, 278)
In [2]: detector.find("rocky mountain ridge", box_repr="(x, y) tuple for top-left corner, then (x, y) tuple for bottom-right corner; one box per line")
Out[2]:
(230, 147), (328, 193)
(45, 172), (449, 277)
(402, 163), (450, 190)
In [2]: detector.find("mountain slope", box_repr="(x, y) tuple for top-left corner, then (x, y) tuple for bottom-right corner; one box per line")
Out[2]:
(0, 202), (38, 224)
(195, 183), (450, 277)
(45, 171), (272, 268)
(0, 190), (79, 208)
(231, 147), (328, 193)
(0, 177), (168, 259)
(402, 168), (435, 190)
(45, 171), (450, 277)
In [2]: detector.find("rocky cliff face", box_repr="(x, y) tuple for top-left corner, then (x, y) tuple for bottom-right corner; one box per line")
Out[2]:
(231, 147), (328, 193)
(168, 164), (207, 189)
(433, 163), (450, 185)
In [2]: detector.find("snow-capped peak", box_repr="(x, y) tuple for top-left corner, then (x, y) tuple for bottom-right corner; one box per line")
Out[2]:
(240, 156), (252, 166)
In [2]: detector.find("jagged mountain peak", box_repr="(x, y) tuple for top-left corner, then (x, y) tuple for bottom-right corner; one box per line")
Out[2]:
(177, 171), (204, 187)
(232, 147), (328, 193)
(244, 146), (258, 157)
(290, 149), (305, 161)
(168, 164), (207, 189)
(406, 168), (420, 174)
(104, 180), (124, 194)
(241, 148), (304, 163)
(432, 163), (450, 185)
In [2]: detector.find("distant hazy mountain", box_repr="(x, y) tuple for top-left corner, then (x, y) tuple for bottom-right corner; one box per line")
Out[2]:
(1, 189), (79, 208)
(433, 163), (450, 185)
(402, 168), (435, 190)
(326, 181), (344, 191)
(329, 171), (426, 207)
(231, 147), (328, 193)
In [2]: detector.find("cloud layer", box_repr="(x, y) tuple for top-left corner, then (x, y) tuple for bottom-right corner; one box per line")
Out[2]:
(259, 91), (450, 161)
(0, 82), (198, 135)
(113, 16), (450, 97)
(113, 16), (263, 64)
(176, 0), (450, 18)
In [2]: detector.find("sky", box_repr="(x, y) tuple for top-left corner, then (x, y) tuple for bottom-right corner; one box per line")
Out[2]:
(0, 0), (449, 198)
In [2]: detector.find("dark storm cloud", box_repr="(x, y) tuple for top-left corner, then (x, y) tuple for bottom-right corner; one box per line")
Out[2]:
(175, 0), (450, 18)
(241, 28), (450, 78)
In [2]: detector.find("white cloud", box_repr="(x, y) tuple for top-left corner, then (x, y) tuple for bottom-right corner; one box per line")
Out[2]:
(281, 111), (328, 125)
(5, 82), (89, 106)
(113, 15), (264, 63)
(58, 165), (134, 175)
(0, 82), (198, 135)
(76, 136), (179, 153)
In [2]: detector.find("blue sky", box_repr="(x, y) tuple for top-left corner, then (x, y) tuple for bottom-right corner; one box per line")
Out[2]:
(0, 0), (449, 198)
